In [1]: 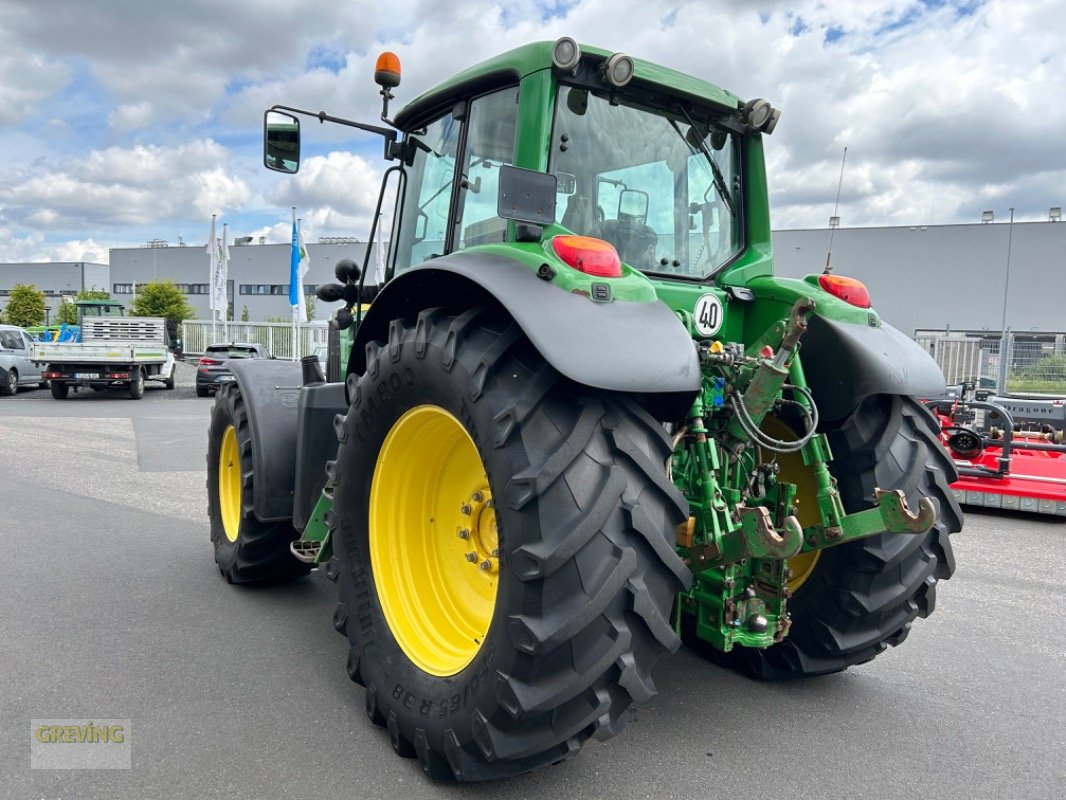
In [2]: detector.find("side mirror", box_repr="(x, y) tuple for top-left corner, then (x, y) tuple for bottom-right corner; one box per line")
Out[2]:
(264, 110), (301, 174)
(618, 189), (649, 223)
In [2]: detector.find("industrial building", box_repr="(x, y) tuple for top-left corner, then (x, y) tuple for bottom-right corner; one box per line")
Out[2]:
(0, 262), (109, 323)
(773, 217), (1066, 338)
(107, 237), (372, 321)
(2, 218), (1063, 333)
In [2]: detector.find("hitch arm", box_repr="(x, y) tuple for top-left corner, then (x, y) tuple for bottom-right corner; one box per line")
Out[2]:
(803, 488), (935, 550)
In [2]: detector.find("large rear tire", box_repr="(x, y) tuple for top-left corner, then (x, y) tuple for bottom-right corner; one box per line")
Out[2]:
(329, 307), (691, 781)
(207, 382), (310, 584)
(50, 380), (69, 400)
(696, 394), (961, 679)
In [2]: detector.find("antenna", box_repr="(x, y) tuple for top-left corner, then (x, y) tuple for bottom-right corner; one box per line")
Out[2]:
(825, 145), (848, 274)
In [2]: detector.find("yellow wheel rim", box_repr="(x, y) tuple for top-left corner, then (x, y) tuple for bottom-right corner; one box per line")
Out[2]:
(760, 417), (821, 593)
(370, 405), (498, 677)
(218, 425), (241, 543)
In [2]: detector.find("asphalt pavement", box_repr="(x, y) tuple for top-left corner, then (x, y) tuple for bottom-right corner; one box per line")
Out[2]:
(1, 378), (1064, 800)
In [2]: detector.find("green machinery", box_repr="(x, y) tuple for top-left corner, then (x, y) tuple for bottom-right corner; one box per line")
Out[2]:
(208, 39), (962, 781)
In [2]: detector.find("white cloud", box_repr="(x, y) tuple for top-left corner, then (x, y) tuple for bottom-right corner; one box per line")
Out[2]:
(1, 0), (1064, 261)
(0, 41), (70, 125)
(0, 140), (251, 229)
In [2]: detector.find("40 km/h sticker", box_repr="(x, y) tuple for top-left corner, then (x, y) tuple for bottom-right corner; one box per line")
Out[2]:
(694, 294), (724, 337)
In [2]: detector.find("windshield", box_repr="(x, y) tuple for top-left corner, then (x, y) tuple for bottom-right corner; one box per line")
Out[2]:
(551, 86), (742, 278)
(206, 345), (260, 359)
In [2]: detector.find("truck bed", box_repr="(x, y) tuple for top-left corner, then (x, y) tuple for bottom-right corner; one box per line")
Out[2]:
(31, 316), (169, 365)
(31, 342), (169, 365)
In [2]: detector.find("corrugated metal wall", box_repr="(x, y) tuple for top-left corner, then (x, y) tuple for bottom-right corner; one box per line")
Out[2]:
(772, 221), (1066, 336)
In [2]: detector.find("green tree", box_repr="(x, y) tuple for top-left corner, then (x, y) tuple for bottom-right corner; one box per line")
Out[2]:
(4, 283), (46, 327)
(305, 295), (316, 322)
(240, 305), (250, 322)
(129, 280), (195, 325)
(55, 288), (112, 325)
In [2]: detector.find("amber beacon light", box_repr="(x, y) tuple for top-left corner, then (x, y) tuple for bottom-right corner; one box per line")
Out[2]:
(375, 52), (401, 89)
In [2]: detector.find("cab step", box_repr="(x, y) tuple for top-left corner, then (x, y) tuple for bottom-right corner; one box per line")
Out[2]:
(290, 539), (323, 563)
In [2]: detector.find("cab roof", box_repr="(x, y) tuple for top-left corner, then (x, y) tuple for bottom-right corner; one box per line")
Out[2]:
(393, 40), (741, 131)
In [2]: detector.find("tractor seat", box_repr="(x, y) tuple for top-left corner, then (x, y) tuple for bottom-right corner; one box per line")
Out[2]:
(593, 214), (657, 267)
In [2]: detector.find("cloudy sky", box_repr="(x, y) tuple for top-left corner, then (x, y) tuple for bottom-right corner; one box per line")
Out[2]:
(0, 0), (1062, 264)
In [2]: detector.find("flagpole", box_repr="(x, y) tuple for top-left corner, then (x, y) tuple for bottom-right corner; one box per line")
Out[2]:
(208, 214), (217, 345)
(221, 222), (229, 341)
(292, 207), (298, 361)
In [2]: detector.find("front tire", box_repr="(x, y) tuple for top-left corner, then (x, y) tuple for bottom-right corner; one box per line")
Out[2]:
(330, 308), (691, 781)
(715, 394), (961, 678)
(1, 368), (16, 396)
(207, 382), (310, 584)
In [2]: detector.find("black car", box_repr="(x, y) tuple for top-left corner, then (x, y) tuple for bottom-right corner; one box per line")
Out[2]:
(196, 342), (272, 397)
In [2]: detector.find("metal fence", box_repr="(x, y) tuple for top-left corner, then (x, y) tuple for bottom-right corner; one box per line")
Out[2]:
(917, 331), (1066, 396)
(181, 320), (329, 360)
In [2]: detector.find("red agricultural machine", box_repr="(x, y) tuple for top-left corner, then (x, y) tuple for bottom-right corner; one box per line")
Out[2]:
(929, 387), (1066, 515)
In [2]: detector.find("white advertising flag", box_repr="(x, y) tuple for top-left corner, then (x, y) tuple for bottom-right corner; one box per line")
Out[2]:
(295, 219), (310, 324)
(215, 223), (230, 317)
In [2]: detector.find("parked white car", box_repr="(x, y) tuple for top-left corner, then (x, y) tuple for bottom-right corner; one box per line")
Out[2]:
(0, 325), (44, 395)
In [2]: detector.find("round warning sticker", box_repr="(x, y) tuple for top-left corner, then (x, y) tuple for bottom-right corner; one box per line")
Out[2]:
(694, 294), (723, 337)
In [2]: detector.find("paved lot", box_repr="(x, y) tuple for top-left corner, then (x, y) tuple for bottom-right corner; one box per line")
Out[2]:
(1, 383), (1064, 799)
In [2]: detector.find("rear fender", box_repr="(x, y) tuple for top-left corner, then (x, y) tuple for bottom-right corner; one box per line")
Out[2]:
(802, 315), (947, 423)
(350, 252), (701, 418)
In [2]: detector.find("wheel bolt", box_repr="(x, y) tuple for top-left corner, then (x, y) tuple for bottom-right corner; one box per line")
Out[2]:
(458, 529), (470, 539)
(460, 504), (472, 516)
(472, 491), (484, 503)
(465, 552), (478, 563)
(491, 548), (499, 557)
(479, 560), (492, 571)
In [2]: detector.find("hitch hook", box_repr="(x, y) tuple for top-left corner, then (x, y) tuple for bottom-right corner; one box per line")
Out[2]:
(874, 489), (936, 534)
(738, 505), (804, 559)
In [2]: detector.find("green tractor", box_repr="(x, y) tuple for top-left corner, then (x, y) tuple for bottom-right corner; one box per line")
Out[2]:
(208, 39), (961, 781)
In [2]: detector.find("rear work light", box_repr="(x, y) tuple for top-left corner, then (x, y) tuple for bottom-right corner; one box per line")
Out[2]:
(551, 235), (622, 278)
(818, 273), (871, 308)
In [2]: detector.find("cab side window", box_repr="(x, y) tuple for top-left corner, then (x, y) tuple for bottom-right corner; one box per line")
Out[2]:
(390, 86), (518, 275)
(457, 88), (518, 248)
(392, 114), (461, 273)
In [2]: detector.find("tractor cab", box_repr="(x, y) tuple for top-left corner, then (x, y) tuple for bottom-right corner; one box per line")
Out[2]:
(75, 299), (126, 324)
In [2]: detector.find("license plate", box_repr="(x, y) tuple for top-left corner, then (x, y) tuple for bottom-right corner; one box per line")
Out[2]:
(75, 372), (100, 380)
(218, 375), (236, 382)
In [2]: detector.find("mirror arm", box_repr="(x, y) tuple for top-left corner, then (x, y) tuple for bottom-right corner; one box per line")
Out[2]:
(266, 105), (400, 146)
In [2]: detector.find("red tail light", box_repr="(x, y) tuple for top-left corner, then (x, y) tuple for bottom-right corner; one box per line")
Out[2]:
(818, 274), (871, 308)
(198, 356), (219, 366)
(551, 235), (622, 278)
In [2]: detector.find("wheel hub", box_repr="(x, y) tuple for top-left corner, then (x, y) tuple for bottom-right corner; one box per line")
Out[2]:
(370, 405), (499, 677)
(218, 425), (241, 543)
(459, 489), (499, 573)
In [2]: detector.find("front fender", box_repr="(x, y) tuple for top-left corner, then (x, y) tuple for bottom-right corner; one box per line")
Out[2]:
(226, 359), (302, 522)
(351, 252), (701, 416)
